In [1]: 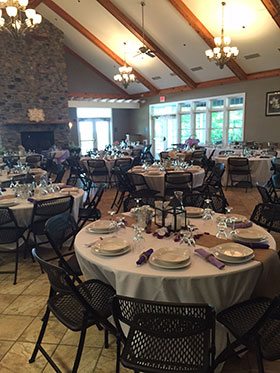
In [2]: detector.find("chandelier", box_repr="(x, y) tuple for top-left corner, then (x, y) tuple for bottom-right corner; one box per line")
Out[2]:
(114, 42), (136, 89)
(0, 0), (42, 38)
(205, 2), (239, 69)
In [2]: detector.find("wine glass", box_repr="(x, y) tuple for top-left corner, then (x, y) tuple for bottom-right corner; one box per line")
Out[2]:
(107, 210), (116, 228)
(203, 199), (213, 220)
(229, 218), (238, 238)
(216, 217), (228, 239)
(132, 224), (145, 254)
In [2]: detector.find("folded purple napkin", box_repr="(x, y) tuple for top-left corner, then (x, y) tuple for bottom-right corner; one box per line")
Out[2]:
(136, 249), (153, 265)
(233, 240), (269, 249)
(195, 248), (225, 269)
(60, 185), (72, 189)
(234, 221), (253, 229)
(27, 198), (36, 203)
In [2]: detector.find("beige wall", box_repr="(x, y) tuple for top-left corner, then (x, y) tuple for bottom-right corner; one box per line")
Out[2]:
(130, 76), (280, 142)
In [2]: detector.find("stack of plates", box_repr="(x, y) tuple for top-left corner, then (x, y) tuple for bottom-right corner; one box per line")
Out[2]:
(0, 198), (18, 207)
(226, 214), (247, 223)
(214, 243), (254, 264)
(92, 237), (130, 256)
(87, 220), (116, 234)
(185, 207), (204, 218)
(150, 247), (191, 269)
(148, 170), (161, 175)
(60, 187), (79, 194)
(232, 228), (267, 242)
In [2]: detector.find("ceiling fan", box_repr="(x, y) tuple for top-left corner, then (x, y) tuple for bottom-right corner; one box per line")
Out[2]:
(134, 1), (156, 58)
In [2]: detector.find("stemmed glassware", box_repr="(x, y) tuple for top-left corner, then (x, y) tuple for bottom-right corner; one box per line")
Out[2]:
(216, 217), (228, 239)
(108, 210), (116, 229)
(203, 199), (213, 220)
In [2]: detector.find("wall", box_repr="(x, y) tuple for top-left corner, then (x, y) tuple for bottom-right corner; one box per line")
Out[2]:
(0, 20), (69, 150)
(66, 52), (121, 94)
(112, 109), (132, 141)
(130, 76), (280, 142)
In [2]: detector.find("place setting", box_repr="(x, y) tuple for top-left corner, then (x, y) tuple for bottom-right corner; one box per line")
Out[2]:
(149, 246), (191, 270)
(91, 236), (130, 257)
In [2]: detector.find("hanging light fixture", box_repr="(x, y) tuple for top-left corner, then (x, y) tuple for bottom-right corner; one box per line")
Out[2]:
(0, 0), (42, 38)
(205, 2), (239, 69)
(114, 42), (136, 89)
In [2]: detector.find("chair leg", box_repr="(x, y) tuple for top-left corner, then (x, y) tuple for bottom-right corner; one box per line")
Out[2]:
(116, 337), (121, 373)
(13, 243), (19, 285)
(111, 190), (119, 209)
(72, 323), (87, 373)
(104, 329), (109, 348)
(29, 307), (50, 363)
(255, 339), (265, 373)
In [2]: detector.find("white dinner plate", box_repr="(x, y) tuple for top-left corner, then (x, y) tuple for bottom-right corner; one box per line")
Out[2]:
(92, 246), (130, 256)
(225, 214), (247, 223)
(87, 220), (116, 234)
(185, 207), (204, 217)
(0, 198), (18, 207)
(214, 252), (255, 264)
(93, 237), (129, 253)
(234, 228), (267, 241)
(150, 255), (191, 269)
(60, 188), (79, 194)
(153, 247), (190, 264)
(215, 243), (253, 259)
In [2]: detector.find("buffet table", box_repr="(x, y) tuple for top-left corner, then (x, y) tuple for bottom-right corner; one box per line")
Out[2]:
(215, 156), (273, 186)
(75, 215), (278, 367)
(129, 166), (205, 196)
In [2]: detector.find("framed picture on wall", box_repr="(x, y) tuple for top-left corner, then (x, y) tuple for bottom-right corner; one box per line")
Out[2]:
(266, 91), (280, 116)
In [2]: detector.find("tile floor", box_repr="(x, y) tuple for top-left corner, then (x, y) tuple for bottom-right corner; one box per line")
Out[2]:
(0, 187), (279, 372)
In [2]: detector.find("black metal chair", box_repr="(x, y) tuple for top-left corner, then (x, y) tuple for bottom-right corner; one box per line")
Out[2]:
(111, 158), (132, 185)
(128, 173), (159, 199)
(26, 154), (43, 168)
(0, 207), (27, 284)
(142, 144), (154, 163)
(266, 178), (280, 202)
(45, 212), (82, 278)
(272, 174), (280, 190)
(194, 163), (226, 201)
(111, 169), (133, 213)
(184, 192), (227, 214)
(164, 171), (193, 197)
(271, 158), (280, 175)
(227, 157), (252, 191)
(27, 195), (74, 251)
(30, 249), (116, 373)
(191, 150), (206, 166)
(48, 163), (66, 183)
(110, 295), (216, 373)
(250, 203), (280, 233)
(214, 296), (280, 373)
(256, 182), (279, 204)
(159, 151), (169, 162)
(78, 183), (105, 229)
(87, 159), (109, 186)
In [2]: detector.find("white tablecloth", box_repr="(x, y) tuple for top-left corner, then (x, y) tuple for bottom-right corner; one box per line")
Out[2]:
(75, 217), (276, 367)
(1, 188), (84, 227)
(215, 156), (273, 186)
(130, 167), (205, 196)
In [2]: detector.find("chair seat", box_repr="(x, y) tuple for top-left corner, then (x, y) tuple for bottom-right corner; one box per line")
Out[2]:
(48, 280), (115, 331)
(79, 208), (101, 220)
(230, 170), (251, 175)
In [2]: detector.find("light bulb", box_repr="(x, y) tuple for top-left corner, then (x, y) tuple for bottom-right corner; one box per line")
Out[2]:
(205, 49), (213, 58)
(18, 0), (29, 6)
(0, 9), (2, 17)
(0, 17), (4, 27)
(224, 36), (231, 45)
(214, 37), (221, 46)
(223, 46), (230, 53)
(6, 6), (17, 17)
(231, 47), (239, 56)
(0, 0), (7, 3)
(33, 13), (42, 24)
(213, 47), (220, 54)
(25, 8), (36, 19)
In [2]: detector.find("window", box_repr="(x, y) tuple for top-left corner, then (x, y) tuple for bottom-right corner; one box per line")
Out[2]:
(150, 93), (245, 153)
(180, 114), (191, 142)
(228, 110), (243, 143)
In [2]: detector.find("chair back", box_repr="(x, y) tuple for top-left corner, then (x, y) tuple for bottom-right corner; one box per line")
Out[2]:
(45, 212), (78, 250)
(26, 154), (42, 167)
(272, 174), (280, 190)
(85, 183), (105, 209)
(159, 151), (169, 161)
(208, 149), (215, 160)
(110, 295), (216, 369)
(128, 173), (148, 191)
(228, 157), (249, 170)
(185, 193), (227, 213)
(207, 163), (225, 186)
(250, 203), (280, 233)
(87, 159), (106, 170)
(271, 158), (280, 174)
(114, 158), (132, 168)
(256, 183), (273, 204)
(165, 171), (193, 195)
(0, 207), (24, 244)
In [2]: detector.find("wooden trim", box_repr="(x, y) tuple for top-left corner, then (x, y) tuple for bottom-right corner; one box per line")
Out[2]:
(130, 68), (280, 98)
(261, 0), (280, 28)
(28, 0), (45, 8)
(97, 0), (196, 88)
(68, 93), (130, 99)
(167, 0), (247, 81)
(44, 0), (158, 93)
(64, 46), (129, 96)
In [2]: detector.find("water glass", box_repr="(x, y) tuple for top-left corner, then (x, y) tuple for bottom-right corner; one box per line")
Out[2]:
(216, 217), (228, 239)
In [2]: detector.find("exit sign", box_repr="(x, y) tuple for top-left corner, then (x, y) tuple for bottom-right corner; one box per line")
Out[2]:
(160, 96), (165, 102)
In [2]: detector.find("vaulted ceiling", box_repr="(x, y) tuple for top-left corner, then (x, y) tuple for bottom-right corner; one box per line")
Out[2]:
(35, 0), (280, 97)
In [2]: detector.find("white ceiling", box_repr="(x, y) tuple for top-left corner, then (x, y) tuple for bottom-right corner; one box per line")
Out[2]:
(37, 0), (280, 95)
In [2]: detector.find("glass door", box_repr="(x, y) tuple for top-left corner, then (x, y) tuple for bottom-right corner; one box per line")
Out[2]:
(79, 118), (111, 155)
(152, 115), (177, 158)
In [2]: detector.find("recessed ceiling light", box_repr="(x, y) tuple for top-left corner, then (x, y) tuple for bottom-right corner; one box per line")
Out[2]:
(170, 73), (176, 76)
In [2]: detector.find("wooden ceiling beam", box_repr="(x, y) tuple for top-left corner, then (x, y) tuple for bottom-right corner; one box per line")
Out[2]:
(44, 0), (158, 93)
(130, 68), (280, 98)
(261, 0), (280, 28)
(168, 0), (247, 81)
(97, 0), (196, 89)
(28, 0), (45, 8)
(64, 46), (129, 97)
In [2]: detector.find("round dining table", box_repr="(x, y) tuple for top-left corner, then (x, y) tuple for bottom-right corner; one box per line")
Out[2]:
(75, 214), (277, 368)
(129, 166), (205, 196)
(215, 155), (274, 186)
(0, 187), (84, 227)
(0, 168), (47, 185)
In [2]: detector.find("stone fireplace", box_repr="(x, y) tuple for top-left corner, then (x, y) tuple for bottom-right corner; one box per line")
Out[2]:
(0, 19), (69, 151)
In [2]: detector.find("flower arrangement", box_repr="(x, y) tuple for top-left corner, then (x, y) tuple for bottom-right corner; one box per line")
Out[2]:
(185, 137), (200, 148)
